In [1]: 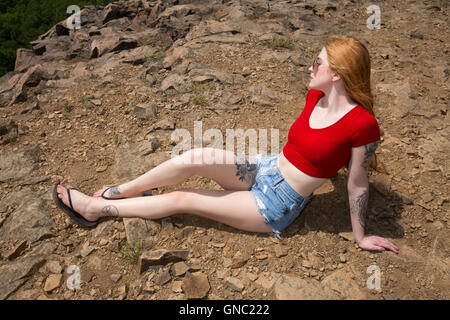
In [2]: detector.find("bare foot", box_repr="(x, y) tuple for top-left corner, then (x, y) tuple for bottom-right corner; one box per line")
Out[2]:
(56, 182), (99, 222)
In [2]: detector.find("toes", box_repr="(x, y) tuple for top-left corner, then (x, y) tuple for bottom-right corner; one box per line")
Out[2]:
(61, 181), (73, 189)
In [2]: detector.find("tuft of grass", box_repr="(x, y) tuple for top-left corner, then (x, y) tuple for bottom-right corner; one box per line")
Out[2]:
(191, 81), (215, 93)
(190, 95), (207, 105)
(113, 135), (119, 144)
(189, 81), (215, 106)
(265, 36), (291, 49)
(386, 39), (398, 45)
(63, 102), (74, 112)
(118, 239), (144, 267)
(2, 136), (16, 145)
(148, 50), (166, 61)
(247, 14), (258, 23)
(80, 95), (94, 104)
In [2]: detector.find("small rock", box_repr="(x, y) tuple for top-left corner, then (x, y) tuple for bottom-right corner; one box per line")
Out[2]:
(5, 240), (28, 260)
(410, 32), (424, 40)
(339, 254), (347, 263)
(182, 272), (210, 299)
(222, 257), (232, 268)
(153, 269), (171, 286)
(225, 277), (244, 292)
(96, 166), (108, 173)
(425, 214), (434, 222)
(401, 196), (413, 205)
(211, 242), (226, 248)
(43, 274), (63, 293)
(171, 262), (190, 277)
(146, 119), (176, 133)
(216, 269), (229, 280)
(338, 232), (354, 242)
(110, 274), (122, 283)
(231, 251), (249, 269)
(255, 274), (275, 290)
(302, 260), (312, 268)
(46, 261), (63, 274)
(138, 249), (189, 274)
(133, 103), (157, 120)
(90, 99), (102, 106)
(117, 285), (127, 299)
(255, 253), (268, 260)
(172, 280), (183, 293)
(422, 193), (434, 203)
(274, 245), (287, 258)
(80, 244), (95, 257)
(143, 281), (156, 294)
(246, 272), (258, 282)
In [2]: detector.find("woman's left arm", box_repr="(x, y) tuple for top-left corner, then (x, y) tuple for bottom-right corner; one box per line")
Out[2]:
(347, 141), (399, 254)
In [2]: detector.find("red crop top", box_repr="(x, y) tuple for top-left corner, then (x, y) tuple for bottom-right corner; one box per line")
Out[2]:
(282, 89), (381, 179)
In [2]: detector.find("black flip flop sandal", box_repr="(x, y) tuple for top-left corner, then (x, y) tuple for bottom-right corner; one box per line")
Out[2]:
(53, 182), (98, 229)
(101, 186), (152, 200)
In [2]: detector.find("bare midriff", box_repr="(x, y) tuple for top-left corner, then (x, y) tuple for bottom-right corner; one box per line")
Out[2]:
(277, 152), (328, 199)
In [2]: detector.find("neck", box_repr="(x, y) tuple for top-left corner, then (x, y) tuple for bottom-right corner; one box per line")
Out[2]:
(318, 85), (355, 114)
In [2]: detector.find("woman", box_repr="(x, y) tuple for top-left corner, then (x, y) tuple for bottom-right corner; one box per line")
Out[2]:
(54, 35), (399, 253)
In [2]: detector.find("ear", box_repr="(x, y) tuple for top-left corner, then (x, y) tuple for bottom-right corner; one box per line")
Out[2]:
(331, 72), (341, 82)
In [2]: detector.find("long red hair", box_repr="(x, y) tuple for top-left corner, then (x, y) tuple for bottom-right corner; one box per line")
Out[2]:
(324, 35), (379, 171)
(325, 36), (374, 115)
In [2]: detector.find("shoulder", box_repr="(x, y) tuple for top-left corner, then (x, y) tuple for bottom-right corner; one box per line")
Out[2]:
(353, 107), (380, 130)
(350, 108), (381, 147)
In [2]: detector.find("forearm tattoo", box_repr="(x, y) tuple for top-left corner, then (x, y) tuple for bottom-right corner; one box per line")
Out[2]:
(101, 205), (119, 217)
(349, 190), (369, 229)
(234, 153), (257, 185)
(361, 141), (380, 170)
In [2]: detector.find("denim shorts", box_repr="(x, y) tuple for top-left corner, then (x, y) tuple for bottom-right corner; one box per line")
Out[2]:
(249, 153), (313, 239)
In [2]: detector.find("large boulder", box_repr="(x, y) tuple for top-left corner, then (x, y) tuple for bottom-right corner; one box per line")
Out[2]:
(90, 35), (138, 58)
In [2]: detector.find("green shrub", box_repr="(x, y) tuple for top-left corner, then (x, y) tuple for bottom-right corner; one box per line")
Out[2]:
(148, 50), (166, 61)
(1, 136), (16, 145)
(190, 95), (207, 106)
(265, 36), (291, 49)
(118, 240), (144, 267)
(63, 102), (73, 112)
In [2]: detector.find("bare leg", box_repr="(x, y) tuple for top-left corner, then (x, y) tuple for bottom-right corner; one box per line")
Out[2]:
(56, 182), (271, 234)
(94, 148), (257, 199)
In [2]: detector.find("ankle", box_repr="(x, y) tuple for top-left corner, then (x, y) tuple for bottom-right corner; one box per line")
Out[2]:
(86, 197), (103, 219)
(119, 182), (143, 197)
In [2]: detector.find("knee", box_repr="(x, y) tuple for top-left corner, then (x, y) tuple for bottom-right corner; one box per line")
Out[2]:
(170, 188), (194, 211)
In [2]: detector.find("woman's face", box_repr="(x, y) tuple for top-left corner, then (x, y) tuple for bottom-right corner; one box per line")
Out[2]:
(308, 47), (334, 90)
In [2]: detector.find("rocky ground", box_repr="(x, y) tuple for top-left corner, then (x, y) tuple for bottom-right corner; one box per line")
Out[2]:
(0, 0), (448, 300)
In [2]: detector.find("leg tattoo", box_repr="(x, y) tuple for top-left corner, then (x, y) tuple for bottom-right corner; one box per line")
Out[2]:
(101, 205), (119, 217)
(234, 153), (257, 186)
